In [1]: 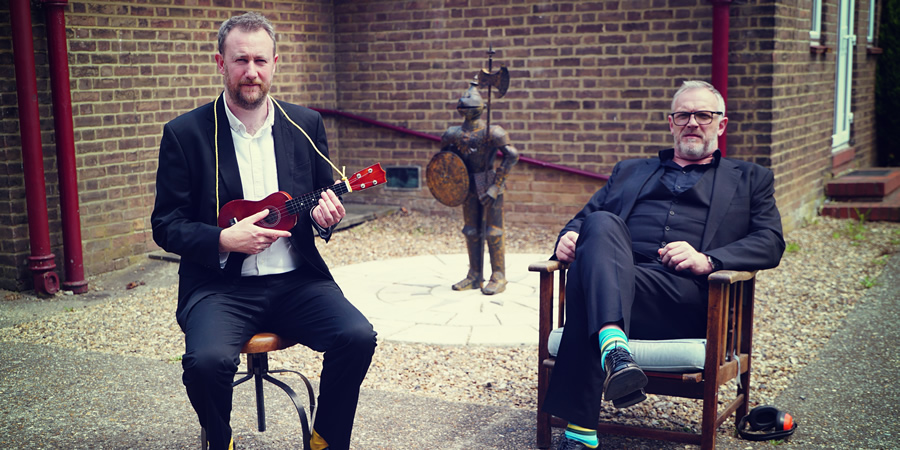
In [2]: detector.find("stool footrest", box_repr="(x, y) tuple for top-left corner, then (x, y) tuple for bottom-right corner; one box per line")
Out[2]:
(262, 371), (315, 447)
(230, 351), (316, 450)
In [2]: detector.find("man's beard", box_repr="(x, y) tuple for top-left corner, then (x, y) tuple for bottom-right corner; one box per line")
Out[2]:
(226, 78), (269, 110)
(676, 134), (715, 160)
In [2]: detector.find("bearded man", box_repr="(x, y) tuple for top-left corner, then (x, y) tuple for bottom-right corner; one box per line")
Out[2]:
(545, 80), (785, 449)
(151, 12), (376, 450)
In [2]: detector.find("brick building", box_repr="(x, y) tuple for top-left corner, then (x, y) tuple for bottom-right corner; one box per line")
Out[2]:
(0, 0), (883, 291)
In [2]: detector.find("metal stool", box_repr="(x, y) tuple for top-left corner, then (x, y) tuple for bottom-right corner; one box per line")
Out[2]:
(201, 332), (316, 449)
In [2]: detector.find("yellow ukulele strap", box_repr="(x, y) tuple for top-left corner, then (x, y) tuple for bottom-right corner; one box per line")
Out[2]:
(270, 95), (350, 188)
(214, 94), (221, 221)
(212, 93), (351, 221)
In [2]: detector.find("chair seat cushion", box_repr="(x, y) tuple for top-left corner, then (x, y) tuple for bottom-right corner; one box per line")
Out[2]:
(547, 327), (706, 373)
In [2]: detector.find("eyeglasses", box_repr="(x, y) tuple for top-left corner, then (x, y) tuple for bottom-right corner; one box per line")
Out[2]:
(669, 111), (723, 126)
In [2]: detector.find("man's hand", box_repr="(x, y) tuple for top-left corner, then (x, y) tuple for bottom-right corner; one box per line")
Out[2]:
(555, 231), (579, 263)
(312, 186), (345, 229)
(219, 209), (292, 254)
(658, 241), (714, 275)
(478, 185), (501, 205)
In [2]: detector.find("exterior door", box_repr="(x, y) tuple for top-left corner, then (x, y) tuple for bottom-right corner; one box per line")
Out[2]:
(833, 0), (856, 150)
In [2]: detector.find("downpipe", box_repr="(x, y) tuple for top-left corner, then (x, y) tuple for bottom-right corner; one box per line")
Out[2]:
(711, 0), (731, 156)
(9, 0), (59, 294)
(41, 0), (88, 293)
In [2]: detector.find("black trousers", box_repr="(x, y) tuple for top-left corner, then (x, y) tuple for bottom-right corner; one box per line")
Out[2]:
(181, 270), (377, 450)
(542, 211), (707, 428)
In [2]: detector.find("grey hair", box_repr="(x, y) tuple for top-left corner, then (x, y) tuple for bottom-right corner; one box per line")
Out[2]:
(217, 12), (276, 56)
(671, 80), (726, 114)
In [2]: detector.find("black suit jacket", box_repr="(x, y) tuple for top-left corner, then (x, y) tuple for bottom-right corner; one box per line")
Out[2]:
(558, 150), (785, 272)
(151, 94), (337, 327)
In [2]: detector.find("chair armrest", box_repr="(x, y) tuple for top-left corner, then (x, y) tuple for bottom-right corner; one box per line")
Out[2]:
(533, 260), (570, 358)
(707, 269), (756, 285)
(704, 269), (758, 379)
(529, 260), (568, 273)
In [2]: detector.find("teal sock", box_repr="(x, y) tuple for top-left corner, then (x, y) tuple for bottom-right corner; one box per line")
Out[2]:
(564, 423), (598, 448)
(598, 327), (629, 371)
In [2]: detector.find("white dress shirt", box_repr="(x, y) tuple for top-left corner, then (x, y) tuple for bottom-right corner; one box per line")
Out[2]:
(221, 95), (302, 276)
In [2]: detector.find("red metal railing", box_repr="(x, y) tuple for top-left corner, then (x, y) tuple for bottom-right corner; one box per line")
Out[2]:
(310, 108), (609, 181)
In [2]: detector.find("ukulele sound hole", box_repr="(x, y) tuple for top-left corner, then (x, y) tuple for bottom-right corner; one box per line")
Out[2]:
(261, 207), (281, 227)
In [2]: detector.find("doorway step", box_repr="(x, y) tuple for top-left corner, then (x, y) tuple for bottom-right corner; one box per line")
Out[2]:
(821, 168), (900, 222)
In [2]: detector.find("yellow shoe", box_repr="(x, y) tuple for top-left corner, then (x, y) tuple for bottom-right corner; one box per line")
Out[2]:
(310, 429), (329, 450)
(200, 428), (233, 450)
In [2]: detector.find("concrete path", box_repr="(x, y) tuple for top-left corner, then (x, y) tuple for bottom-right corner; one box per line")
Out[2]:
(332, 252), (547, 347)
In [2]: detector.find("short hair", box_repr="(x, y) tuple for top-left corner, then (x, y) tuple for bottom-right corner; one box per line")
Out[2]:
(217, 12), (276, 56)
(671, 80), (726, 114)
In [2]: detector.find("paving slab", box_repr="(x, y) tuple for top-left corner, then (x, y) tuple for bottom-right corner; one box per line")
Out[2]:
(331, 253), (548, 346)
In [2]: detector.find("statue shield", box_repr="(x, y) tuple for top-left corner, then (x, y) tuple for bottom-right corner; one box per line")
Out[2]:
(426, 151), (470, 207)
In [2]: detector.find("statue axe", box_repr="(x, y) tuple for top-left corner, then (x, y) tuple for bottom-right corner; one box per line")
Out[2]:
(477, 66), (510, 98)
(476, 46), (509, 140)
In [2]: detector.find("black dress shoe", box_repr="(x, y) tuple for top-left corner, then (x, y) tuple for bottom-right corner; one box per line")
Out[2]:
(612, 388), (647, 408)
(557, 436), (595, 449)
(602, 346), (648, 405)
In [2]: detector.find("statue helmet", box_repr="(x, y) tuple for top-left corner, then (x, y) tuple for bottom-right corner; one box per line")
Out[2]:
(456, 79), (485, 118)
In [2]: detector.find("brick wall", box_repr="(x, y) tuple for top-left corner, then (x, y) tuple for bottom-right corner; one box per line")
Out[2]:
(0, 0), (881, 290)
(726, 0), (882, 228)
(325, 0), (876, 234)
(329, 0), (719, 228)
(726, 0), (840, 229)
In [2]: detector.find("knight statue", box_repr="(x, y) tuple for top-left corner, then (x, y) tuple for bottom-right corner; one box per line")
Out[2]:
(429, 69), (519, 295)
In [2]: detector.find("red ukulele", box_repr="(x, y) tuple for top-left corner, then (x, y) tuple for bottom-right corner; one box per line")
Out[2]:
(218, 163), (386, 231)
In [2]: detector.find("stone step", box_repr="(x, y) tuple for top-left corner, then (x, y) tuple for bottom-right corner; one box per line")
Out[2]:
(824, 168), (900, 201)
(821, 187), (900, 222)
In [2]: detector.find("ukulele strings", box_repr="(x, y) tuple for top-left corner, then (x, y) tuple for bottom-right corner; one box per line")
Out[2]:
(255, 183), (351, 220)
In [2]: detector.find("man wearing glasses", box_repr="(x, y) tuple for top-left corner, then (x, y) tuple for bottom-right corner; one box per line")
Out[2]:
(545, 80), (785, 449)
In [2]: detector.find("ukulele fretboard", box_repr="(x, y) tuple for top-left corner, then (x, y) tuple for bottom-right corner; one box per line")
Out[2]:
(285, 182), (351, 215)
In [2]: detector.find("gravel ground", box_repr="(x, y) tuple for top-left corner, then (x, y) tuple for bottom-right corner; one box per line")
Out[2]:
(2, 210), (899, 447)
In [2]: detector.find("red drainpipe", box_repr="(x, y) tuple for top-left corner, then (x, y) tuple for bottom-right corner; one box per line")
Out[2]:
(9, 0), (60, 294)
(712, 0), (731, 157)
(41, 0), (87, 293)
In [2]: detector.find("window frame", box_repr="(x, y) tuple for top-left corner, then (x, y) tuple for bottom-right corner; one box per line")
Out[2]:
(810, 0), (823, 44)
(384, 165), (422, 190)
(867, 0), (878, 45)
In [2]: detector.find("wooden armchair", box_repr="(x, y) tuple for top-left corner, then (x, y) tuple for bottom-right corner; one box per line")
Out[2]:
(530, 260), (757, 450)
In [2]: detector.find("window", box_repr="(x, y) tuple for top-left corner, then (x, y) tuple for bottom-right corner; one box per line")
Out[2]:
(385, 166), (420, 189)
(867, 0), (877, 44)
(810, 0), (823, 44)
